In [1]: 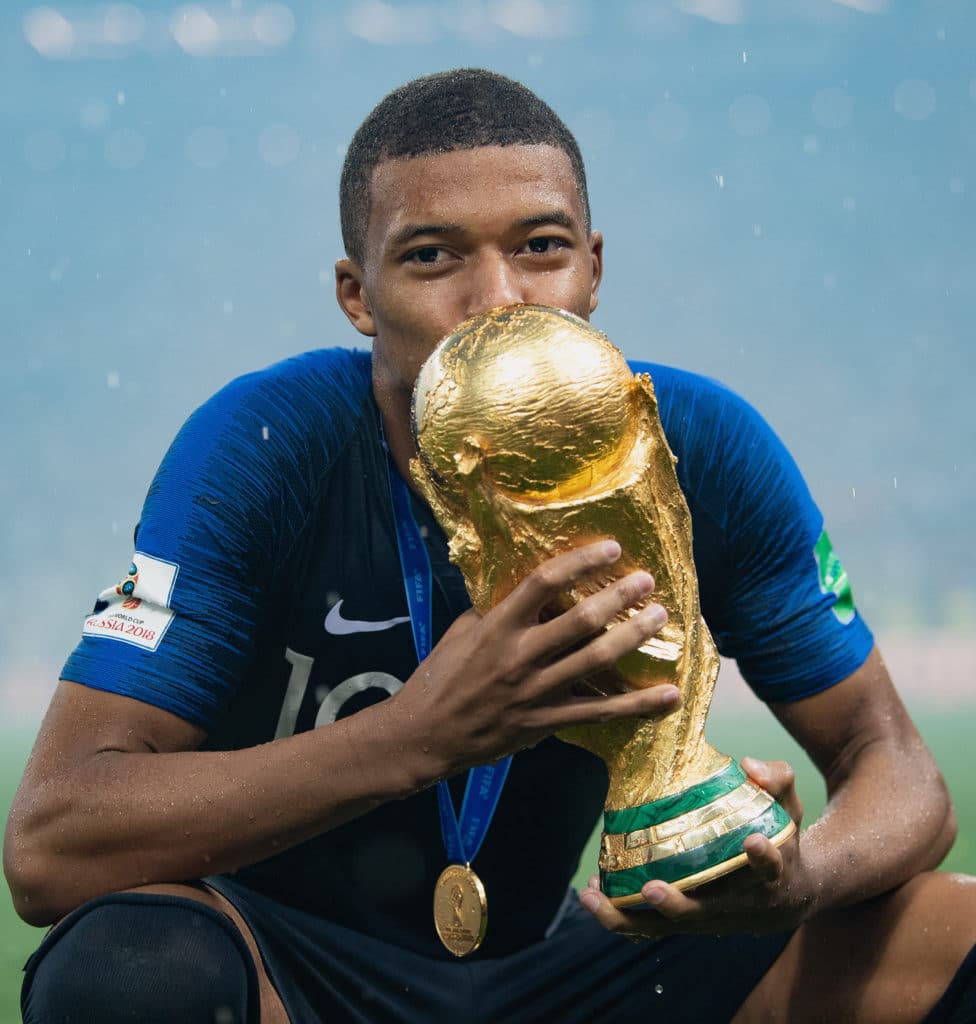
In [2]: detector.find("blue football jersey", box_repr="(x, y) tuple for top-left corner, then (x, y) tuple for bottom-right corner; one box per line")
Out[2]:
(61, 347), (873, 957)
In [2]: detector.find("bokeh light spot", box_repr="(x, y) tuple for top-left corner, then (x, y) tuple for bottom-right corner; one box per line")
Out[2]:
(893, 79), (936, 121)
(23, 7), (75, 58)
(677, 0), (744, 25)
(493, 0), (581, 38)
(171, 5), (221, 55)
(253, 3), (295, 46)
(346, 1), (437, 45)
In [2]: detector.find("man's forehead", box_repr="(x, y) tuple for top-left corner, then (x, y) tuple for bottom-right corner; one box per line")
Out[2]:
(366, 144), (583, 238)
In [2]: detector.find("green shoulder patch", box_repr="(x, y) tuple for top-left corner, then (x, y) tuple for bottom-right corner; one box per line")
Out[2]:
(813, 530), (856, 625)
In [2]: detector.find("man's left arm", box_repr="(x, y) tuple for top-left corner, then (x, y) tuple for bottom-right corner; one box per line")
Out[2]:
(580, 644), (957, 936)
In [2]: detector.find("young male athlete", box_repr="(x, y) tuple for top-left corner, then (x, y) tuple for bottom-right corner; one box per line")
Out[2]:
(7, 69), (976, 1023)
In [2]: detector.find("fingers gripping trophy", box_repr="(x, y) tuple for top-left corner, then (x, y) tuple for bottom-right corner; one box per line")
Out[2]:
(410, 305), (796, 907)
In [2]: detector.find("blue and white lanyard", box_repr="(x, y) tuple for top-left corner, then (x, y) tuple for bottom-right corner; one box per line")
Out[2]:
(385, 455), (512, 866)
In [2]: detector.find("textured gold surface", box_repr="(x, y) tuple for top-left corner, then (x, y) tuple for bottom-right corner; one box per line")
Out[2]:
(433, 863), (488, 957)
(411, 304), (728, 811)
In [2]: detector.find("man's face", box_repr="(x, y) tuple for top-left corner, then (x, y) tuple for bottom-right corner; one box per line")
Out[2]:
(336, 143), (603, 405)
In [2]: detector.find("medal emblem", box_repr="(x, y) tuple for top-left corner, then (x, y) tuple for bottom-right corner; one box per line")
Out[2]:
(433, 863), (487, 957)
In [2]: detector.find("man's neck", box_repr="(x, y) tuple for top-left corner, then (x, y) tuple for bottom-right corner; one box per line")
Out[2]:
(374, 382), (421, 493)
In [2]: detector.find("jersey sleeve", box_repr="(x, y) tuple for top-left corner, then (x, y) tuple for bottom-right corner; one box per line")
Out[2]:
(60, 349), (370, 729)
(639, 362), (875, 703)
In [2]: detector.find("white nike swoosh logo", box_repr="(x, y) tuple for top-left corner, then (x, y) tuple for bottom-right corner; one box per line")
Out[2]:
(324, 599), (411, 636)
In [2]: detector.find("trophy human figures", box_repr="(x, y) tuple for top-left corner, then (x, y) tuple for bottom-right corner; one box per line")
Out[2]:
(410, 304), (795, 906)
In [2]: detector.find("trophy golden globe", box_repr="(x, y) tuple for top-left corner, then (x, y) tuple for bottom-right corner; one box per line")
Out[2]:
(410, 304), (796, 907)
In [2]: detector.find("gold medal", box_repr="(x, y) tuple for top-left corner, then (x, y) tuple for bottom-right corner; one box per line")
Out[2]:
(433, 863), (487, 957)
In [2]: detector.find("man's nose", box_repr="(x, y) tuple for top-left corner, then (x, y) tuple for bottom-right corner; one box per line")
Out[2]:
(464, 254), (523, 317)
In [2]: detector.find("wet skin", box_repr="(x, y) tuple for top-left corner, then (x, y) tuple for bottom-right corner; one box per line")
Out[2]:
(335, 143), (603, 481)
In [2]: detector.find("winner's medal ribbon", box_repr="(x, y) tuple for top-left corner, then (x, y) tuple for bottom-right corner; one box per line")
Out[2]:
(386, 457), (511, 958)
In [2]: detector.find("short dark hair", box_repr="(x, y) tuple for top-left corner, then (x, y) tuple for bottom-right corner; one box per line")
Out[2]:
(339, 68), (590, 265)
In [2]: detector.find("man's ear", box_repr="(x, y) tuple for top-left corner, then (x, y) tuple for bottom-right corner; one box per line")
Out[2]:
(588, 230), (604, 314)
(335, 258), (377, 337)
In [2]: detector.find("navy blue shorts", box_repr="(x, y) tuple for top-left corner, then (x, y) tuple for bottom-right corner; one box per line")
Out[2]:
(206, 877), (792, 1023)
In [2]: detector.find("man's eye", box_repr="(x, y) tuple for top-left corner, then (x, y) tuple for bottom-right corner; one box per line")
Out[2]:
(409, 247), (441, 264)
(525, 237), (563, 254)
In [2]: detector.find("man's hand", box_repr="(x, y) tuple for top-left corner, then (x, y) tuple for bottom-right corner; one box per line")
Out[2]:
(392, 540), (683, 775)
(579, 758), (817, 939)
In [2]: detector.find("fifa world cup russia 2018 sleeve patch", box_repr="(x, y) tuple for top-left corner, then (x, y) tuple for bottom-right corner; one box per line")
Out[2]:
(814, 530), (856, 625)
(82, 552), (179, 652)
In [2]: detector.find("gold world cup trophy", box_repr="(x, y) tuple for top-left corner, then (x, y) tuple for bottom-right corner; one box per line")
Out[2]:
(411, 304), (795, 906)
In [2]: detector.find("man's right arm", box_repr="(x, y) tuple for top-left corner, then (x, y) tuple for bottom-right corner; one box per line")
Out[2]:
(4, 542), (678, 927)
(3, 678), (423, 926)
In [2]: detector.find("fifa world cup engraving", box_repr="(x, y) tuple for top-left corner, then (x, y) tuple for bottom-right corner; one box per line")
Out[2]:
(411, 305), (795, 905)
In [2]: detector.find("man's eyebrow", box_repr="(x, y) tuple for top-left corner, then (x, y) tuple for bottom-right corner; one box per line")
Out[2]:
(388, 211), (577, 249)
(389, 223), (463, 247)
(515, 211), (576, 230)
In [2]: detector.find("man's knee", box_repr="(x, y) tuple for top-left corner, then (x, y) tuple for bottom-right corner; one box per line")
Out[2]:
(22, 891), (258, 1024)
(736, 872), (976, 1023)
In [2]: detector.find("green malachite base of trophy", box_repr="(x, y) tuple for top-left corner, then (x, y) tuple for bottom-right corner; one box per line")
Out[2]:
(599, 759), (796, 906)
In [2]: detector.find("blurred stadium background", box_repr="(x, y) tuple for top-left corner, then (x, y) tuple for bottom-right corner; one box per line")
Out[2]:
(2, 1), (974, 1018)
